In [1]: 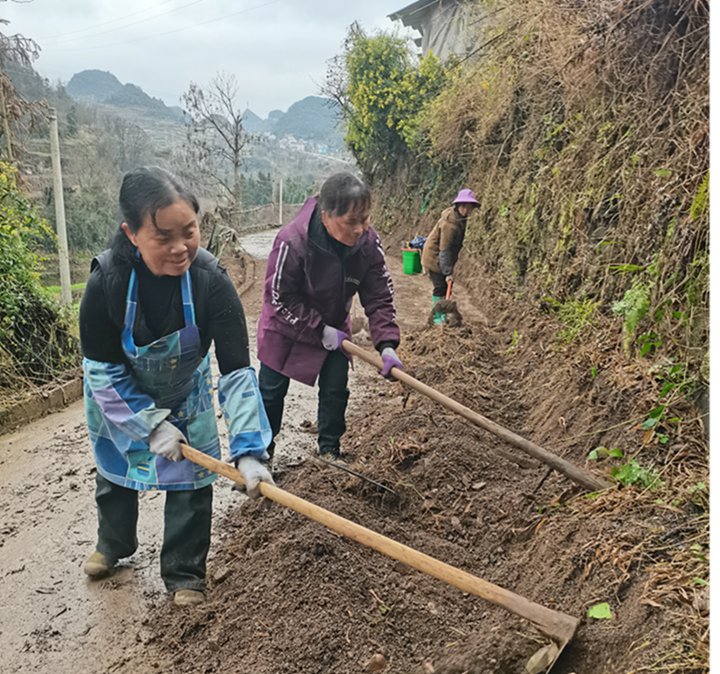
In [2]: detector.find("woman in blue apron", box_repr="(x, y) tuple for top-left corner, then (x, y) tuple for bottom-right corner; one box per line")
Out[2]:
(79, 166), (273, 606)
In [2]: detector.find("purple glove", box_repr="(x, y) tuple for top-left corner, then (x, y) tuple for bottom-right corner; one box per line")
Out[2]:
(321, 325), (349, 351)
(380, 347), (404, 379)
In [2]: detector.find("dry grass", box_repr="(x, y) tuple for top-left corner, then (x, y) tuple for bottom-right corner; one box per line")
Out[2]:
(420, 0), (708, 378)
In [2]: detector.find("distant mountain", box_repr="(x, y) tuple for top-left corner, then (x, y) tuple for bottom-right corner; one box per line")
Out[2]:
(66, 70), (184, 122)
(66, 69), (123, 101)
(61, 70), (343, 150)
(242, 96), (344, 150)
(62, 72), (346, 143)
(273, 96), (343, 147)
(105, 83), (184, 122)
(241, 108), (268, 134)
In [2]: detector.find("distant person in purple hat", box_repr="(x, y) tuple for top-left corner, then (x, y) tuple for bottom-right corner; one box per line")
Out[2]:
(256, 172), (402, 461)
(421, 188), (480, 320)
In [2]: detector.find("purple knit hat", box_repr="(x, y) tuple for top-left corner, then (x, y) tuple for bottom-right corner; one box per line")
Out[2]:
(452, 188), (480, 206)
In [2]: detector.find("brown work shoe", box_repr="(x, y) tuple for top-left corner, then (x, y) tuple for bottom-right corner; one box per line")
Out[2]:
(174, 589), (205, 606)
(83, 550), (113, 578)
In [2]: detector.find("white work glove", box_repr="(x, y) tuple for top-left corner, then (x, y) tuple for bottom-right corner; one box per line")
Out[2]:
(380, 347), (404, 380)
(235, 455), (275, 498)
(148, 420), (186, 462)
(321, 325), (349, 351)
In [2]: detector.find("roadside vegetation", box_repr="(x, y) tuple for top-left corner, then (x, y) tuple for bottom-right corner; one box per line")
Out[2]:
(0, 160), (77, 391)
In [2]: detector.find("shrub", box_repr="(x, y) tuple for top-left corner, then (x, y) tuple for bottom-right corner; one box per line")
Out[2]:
(0, 161), (78, 387)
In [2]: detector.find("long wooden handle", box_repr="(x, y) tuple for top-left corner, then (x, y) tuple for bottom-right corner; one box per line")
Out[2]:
(181, 444), (579, 645)
(345, 341), (610, 492)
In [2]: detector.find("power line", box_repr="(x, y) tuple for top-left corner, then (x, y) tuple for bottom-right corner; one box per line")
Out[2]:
(36, 0), (184, 40)
(44, 0), (282, 53)
(42, 0), (206, 46)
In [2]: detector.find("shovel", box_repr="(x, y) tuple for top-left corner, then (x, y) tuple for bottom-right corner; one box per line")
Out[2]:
(343, 341), (610, 493)
(182, 443), (579, 668)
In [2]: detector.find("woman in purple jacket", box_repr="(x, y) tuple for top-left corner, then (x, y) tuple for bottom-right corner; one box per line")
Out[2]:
(257, 172), (402, 460)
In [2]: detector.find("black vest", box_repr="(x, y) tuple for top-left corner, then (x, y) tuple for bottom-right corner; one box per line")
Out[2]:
(92, 247), (221, 344)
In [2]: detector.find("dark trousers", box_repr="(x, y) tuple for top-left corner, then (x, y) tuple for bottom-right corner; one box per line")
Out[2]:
(259, 351), (350, 455)
(428, 270), (448, 299)
(94, 472), (213, 593)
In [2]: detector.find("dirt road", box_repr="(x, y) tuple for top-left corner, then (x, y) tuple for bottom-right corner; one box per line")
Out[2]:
(0, 251), (439, 673)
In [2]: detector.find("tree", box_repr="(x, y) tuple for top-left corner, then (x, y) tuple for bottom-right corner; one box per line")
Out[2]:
(65, 105), (78, 137)
(283, 174), (317, 204)
(182, 72), (250, 229)
(323, 24), (450, 182)
(0, 9), (43, 162)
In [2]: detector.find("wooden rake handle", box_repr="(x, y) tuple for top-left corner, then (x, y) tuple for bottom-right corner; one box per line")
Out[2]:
(181, 443), (579, 646)
(342, 340), (610, 492)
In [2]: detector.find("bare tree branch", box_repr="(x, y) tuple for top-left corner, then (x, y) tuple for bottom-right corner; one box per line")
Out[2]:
(181, 71), (251, 228)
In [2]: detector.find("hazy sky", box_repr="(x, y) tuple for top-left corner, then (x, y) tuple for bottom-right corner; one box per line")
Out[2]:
(4, 0), (417, 117)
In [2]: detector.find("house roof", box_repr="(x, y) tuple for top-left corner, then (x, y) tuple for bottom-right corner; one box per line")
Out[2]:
(388, 0), (443, 25)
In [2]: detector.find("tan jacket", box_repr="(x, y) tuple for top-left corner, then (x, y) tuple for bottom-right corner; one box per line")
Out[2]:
(421, 206), (467, 275)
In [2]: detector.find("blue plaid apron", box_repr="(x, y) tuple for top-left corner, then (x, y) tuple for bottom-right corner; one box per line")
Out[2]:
(85, 268), (219, 491)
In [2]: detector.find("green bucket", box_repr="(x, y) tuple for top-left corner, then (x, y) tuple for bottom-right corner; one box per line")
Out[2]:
(402, 249), (422, 274)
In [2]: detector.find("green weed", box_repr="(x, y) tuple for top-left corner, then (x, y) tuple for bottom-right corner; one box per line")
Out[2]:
(612, 280), (651, 354)
(689, 543), (708, 564)
(608, 263), (645, 274)
(544, 296), (597, 343)
(610, 459), (664, 490)
(637, 331), (662, 357)
(689, 172), (709, 221)
(637, 361), (694, 444)
(686, 482), (708, 510)
(586, 602), (613, 620)
(588, 446), (624, 461)
(506, 329), (521, 353)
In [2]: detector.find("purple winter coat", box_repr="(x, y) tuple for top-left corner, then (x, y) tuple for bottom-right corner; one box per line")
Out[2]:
(257, 197), (400, 386)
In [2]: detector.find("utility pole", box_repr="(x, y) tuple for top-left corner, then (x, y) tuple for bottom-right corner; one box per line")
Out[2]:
(278, 176), (283, 226)
(48, 108), (72, 306)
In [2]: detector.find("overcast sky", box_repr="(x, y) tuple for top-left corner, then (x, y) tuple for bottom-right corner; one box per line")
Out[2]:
(4, 0), (417, 117)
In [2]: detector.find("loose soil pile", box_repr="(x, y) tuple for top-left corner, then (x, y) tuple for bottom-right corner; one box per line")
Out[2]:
(145, 259), (707, 673)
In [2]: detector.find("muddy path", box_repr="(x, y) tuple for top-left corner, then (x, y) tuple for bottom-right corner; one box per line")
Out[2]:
(0, 246), (447, 673)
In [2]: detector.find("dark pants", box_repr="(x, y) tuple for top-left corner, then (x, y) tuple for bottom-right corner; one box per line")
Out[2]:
(259, 351), (350, 455)
(94, 472), (213, 593)
(428, 270), (448, 299)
